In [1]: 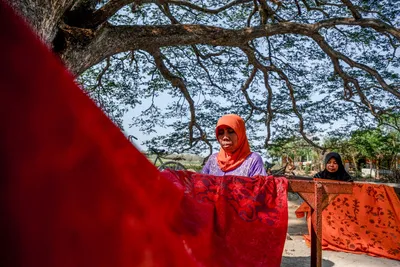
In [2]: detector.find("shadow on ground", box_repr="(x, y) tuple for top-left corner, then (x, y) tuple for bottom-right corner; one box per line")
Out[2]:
(281, 256), (334, 267)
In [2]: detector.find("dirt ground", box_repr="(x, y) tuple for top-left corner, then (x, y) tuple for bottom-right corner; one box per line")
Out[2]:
(281, 194), (400, 267)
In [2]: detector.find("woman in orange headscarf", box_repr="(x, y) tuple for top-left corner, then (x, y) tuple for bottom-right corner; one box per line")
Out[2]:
(201, 114), (266, 177)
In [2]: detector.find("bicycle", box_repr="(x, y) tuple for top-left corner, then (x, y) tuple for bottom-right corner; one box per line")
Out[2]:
(149, 147), (187, 171)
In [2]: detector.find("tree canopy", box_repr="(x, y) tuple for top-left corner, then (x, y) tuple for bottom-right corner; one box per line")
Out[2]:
(9, 0), (400, 157)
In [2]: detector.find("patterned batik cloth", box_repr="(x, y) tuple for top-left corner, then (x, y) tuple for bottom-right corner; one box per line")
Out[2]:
(0, 2), (288, 267)
(162, 171), (289, 267)
(296, 183), (400, 260)
(0, 2), (197, 266)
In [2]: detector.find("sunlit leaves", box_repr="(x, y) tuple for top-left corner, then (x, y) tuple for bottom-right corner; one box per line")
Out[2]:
(76, 0), (400, 156)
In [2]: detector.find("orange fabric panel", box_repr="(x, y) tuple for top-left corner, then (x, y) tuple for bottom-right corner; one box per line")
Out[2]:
(296, 183), (400, 260)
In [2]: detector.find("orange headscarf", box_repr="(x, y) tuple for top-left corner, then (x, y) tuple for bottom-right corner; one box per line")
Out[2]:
(216, 114), (251, 172)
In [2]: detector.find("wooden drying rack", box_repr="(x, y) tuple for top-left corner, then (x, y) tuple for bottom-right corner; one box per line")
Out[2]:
(283, 176), (354, 267)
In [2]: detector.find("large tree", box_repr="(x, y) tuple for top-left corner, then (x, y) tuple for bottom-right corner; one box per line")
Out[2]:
(8, 0), (400, 156)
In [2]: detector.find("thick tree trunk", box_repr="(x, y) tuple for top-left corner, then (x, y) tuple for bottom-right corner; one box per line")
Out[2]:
(6, 0), (75, 46)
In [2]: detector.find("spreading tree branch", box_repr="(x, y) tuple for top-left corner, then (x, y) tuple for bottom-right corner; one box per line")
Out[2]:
(69, 0), (254, 28)
(312, 32), (399, 117)
(15, 0), (400, 155)
(58, 17), (400, 75)
(240, 46), (274, 147)
(274, 67), (325, 150)
(340, 0), (362, 19)
(147, 47), (205, 147)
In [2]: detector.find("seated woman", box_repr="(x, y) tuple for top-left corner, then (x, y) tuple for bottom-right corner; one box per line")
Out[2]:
(314, 152), (353, 181)
(202, 114), (266, 177)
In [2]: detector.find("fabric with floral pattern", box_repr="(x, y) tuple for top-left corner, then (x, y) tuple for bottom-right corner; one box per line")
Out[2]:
(296, 183), (400, 260)
(162, 171), (289, 267)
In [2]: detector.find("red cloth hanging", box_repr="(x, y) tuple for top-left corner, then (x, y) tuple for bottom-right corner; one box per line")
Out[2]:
(0, 1), (288, 266)
(0, 2), (195, 266)
(162, 171), (289, 267)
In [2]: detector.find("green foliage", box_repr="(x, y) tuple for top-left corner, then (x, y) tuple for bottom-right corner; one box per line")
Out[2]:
(77, 1), (400, 156)
(350, 128), (399, 164)
(324, 126), (400, 175)
(267, 136), (319, 163)
(270, 125), (400, 179)
(378, 111), (400, 132)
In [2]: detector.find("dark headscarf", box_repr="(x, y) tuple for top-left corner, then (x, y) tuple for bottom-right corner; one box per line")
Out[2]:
(314, 152), (353, 182)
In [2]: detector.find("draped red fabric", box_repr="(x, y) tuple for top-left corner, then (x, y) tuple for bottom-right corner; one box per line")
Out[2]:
(0, 2), (289, 267)
(0, 2), (194, 266)
(296, 183), (400, 261)
(162, 171), (289, 267)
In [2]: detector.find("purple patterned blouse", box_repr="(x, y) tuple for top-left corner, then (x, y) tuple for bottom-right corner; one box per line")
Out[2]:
(201, 152), (266, 177)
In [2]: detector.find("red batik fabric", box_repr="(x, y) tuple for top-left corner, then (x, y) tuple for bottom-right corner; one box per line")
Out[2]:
(296, 183), (400, 261)
(0, 2), (288, 267)
(162, 171), (289, 267)
(0, 2), (195, 267)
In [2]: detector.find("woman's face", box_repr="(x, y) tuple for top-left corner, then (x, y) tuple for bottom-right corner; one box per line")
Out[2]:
(326, 158), (339, 173)
(217, 126), (238, 153)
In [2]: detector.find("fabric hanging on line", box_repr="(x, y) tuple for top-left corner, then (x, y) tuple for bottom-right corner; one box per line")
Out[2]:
(296, 182), (400, 261)
(0, 1), (196, 266)
(162, 171), (289, 267)
(0, 1), (289, 266)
